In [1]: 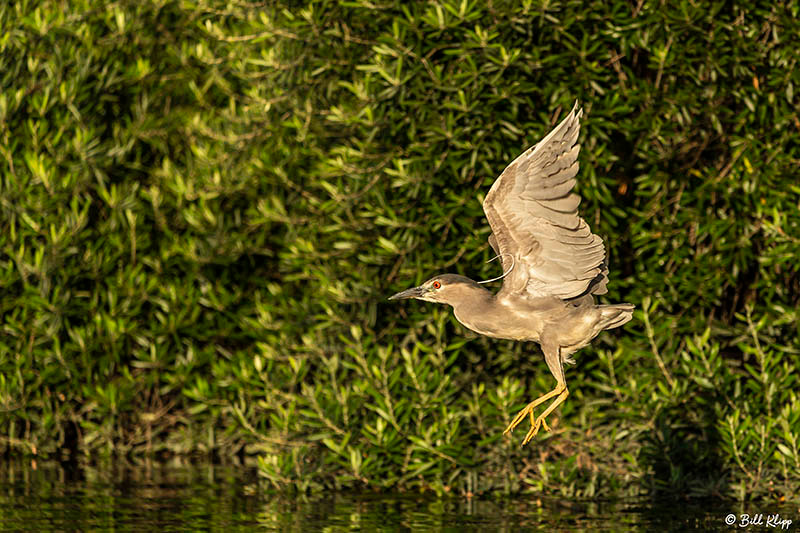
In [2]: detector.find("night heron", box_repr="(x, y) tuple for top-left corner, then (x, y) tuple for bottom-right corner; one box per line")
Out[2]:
(389, 103), (633, 446)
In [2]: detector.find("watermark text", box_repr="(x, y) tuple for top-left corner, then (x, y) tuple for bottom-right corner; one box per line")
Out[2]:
(725, 513), (793, 530)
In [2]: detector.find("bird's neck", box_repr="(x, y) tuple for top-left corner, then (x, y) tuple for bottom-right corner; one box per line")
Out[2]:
(449, 282), (495, 313)
(450, 283), (503, 338)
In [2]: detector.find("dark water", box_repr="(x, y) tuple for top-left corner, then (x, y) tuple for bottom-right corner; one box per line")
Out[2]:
(0, 460), (796, 532)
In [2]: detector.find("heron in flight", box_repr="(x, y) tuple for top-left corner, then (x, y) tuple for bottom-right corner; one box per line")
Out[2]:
(389, 103), (633, 445)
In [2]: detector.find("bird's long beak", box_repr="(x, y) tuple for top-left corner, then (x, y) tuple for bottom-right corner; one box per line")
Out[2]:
(388, 285), (425, 301)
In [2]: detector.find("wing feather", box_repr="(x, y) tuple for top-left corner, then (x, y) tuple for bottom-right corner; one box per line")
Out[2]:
(482, 102), (609, 300)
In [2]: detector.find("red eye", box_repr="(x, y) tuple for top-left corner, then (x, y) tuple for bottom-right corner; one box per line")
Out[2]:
(432, 281), (441, 289)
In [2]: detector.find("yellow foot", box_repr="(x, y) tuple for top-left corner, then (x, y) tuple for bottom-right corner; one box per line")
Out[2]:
(503, 402), (554, 447)
(503, 402), (551, 435)
(503, 384), (568, 446)
(522, 415), (551, 446)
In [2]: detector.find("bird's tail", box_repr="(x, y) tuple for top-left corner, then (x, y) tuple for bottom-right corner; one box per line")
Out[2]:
(597, 303), (635, 331)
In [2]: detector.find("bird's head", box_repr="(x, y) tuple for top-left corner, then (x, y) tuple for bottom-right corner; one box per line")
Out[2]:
(388, 274), (480, 306)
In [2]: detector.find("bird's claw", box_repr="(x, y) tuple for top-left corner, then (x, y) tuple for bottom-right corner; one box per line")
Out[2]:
(503, 386), (564, 445)
(503, 405), (553, 447)
(521, 415), (551, 446)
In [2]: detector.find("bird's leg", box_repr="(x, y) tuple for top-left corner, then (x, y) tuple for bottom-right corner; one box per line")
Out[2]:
(504, 339), (570, 446)
(522, 385), (569, 445)
(503, 385), (561, 436)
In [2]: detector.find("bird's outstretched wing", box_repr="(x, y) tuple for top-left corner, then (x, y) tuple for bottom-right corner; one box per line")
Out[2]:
(483, 102), (608, 300)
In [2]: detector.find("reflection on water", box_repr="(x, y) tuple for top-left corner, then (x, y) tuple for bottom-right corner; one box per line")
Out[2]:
(0, 460), (795, 531)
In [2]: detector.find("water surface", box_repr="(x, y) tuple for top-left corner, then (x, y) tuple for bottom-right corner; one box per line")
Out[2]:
(0, 461), (795, 531)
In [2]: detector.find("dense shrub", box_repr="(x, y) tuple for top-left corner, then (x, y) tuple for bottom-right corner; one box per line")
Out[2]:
(1, 0), (798, 500)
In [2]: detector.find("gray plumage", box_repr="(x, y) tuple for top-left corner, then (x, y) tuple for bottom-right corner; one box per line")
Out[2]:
(389, 103), (634, 446)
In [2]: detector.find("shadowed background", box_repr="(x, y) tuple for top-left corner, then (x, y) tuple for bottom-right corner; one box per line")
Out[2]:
(1, 0), (798, 501)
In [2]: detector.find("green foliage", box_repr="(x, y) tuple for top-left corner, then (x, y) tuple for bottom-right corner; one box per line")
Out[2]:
(1, 0), (799, 501)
